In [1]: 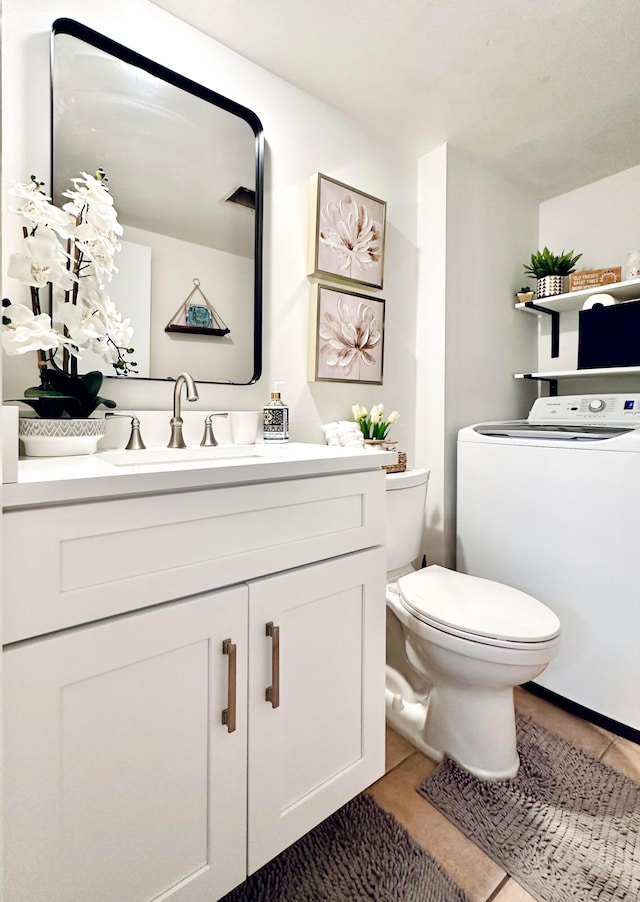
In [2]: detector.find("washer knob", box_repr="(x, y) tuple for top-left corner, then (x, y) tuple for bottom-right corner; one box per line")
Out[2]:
(588, 398), (605, 412)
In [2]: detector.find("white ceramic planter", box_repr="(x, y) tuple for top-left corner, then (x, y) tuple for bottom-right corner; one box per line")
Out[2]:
(19, 417), (106, 457)
(536, 275), (565, 298)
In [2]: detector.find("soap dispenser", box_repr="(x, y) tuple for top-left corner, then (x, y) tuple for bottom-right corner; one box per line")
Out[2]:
(263, 382), (289, 443)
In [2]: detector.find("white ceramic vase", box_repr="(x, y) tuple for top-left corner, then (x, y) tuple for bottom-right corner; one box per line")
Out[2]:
(625, 250), (640, 281)
(19, 417), (106, 458)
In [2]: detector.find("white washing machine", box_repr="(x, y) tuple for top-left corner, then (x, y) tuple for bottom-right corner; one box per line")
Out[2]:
(457, 393), (640, 736)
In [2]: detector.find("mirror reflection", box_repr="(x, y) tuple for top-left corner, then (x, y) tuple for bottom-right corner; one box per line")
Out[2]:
(51, 18), (263, 384)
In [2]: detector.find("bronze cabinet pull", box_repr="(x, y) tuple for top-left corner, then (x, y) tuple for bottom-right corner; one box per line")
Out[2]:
(221, 638), (237, 732)
(265, 621), (280, 708)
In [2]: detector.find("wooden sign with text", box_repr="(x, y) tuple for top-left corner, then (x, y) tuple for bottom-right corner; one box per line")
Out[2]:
(569, 267), (622, 292)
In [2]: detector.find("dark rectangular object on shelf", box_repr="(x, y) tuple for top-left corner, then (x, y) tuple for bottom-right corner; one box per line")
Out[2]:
(578, 299), (640, 369)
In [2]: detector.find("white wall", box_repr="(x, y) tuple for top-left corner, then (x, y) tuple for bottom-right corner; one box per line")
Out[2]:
(416, 144), (539, 567)
(415, 145), (448, 564)
(1, 0), (418, 448)
(538, 164), (640, 393)
(122, 225), (254, 384)
(540, 163), (640, 270)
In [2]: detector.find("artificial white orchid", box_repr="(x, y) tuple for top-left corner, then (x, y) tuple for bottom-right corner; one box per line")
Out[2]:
(55, 285), (133, 365)
(7, 227), (76, 291)
(9, 178), (75, 239)
(63, 170), (118, 212)
(2, 170), (136, 418)
(63, 171), (123, 285)
(55, 296), (108, 345)
(73, 225), (120, 282)
(1, 303), (75, 356)
(102, 306), (133, 361)
(319, 194), (382, 275)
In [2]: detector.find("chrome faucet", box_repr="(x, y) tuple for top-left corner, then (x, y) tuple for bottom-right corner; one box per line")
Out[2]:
(168, 372), (199, 448)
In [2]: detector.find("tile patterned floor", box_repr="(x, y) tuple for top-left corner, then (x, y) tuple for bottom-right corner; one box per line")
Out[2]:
(366, 687), (640, 902)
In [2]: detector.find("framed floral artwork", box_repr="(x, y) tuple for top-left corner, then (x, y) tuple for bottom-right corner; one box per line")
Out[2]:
(307, 284), (385, 384)
(307, 173), (386, 289)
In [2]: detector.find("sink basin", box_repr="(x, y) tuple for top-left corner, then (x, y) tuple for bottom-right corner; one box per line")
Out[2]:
(99, 445), (261, 469)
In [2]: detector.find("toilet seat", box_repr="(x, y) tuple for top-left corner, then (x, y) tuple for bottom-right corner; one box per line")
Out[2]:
(397, 565), (560, 650)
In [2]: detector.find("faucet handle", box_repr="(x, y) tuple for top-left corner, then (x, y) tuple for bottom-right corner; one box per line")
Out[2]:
(200, 412), (229, 447)
(105, 413), (147, 450)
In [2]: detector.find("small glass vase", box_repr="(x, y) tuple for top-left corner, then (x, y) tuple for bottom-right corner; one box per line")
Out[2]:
(19, 417), (106, 458)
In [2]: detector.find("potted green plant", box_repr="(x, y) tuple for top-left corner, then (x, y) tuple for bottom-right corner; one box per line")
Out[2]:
(523, 247), (582, 299)
(515, 285), (535, 305)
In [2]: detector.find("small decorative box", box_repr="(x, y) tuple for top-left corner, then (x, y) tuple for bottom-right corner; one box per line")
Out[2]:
(569, 267), (622, 292)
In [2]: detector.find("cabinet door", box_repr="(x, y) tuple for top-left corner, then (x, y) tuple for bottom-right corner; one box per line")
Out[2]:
(247, 548), (386, 873)
(4, 587), (248, 902)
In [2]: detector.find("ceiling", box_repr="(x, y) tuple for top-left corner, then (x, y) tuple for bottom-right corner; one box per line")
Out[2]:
(149, 0), (640, 201)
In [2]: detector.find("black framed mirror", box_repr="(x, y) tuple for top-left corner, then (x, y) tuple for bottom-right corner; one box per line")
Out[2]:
(51, 18), (263, 385)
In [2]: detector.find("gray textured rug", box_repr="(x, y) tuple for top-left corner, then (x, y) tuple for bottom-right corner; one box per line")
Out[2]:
(222, 792), (469, 901)
(419, 714), (640, 902)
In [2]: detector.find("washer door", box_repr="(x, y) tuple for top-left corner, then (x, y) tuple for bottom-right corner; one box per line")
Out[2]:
(474, 424), (631, 441)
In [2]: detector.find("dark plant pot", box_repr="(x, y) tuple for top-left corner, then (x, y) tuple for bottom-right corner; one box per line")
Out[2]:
(536, 275), (565, 298)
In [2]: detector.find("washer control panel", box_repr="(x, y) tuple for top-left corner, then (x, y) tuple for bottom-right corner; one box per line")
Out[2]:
(528, 394), (640, 426)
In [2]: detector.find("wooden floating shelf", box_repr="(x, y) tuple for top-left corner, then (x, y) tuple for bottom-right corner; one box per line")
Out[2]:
(165, 325), (230, 337)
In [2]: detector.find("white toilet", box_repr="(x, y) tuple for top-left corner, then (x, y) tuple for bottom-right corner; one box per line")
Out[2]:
(385, 468), (560, 780)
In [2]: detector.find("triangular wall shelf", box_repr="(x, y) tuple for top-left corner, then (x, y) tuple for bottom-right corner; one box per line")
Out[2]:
(165, 278), (230, 337)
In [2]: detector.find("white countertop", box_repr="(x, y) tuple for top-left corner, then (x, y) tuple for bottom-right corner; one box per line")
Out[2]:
(3, 442), (397, 509)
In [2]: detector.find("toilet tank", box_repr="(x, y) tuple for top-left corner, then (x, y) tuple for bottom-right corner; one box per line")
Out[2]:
(385, 468), (430, 572)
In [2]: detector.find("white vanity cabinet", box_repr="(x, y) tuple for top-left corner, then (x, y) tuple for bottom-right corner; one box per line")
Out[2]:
(247, 551), (385, 873)
(2, 466), (387, 902)
(4, 585), (250, 902)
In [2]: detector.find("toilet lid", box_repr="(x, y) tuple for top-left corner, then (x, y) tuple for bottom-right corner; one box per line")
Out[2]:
(398, 566), (560, 644)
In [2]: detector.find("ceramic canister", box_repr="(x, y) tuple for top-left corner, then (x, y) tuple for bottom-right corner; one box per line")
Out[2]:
(625, 250), (640, 280)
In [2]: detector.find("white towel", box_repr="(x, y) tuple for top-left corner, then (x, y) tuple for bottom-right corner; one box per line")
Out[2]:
(323, 421), (364, 448)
